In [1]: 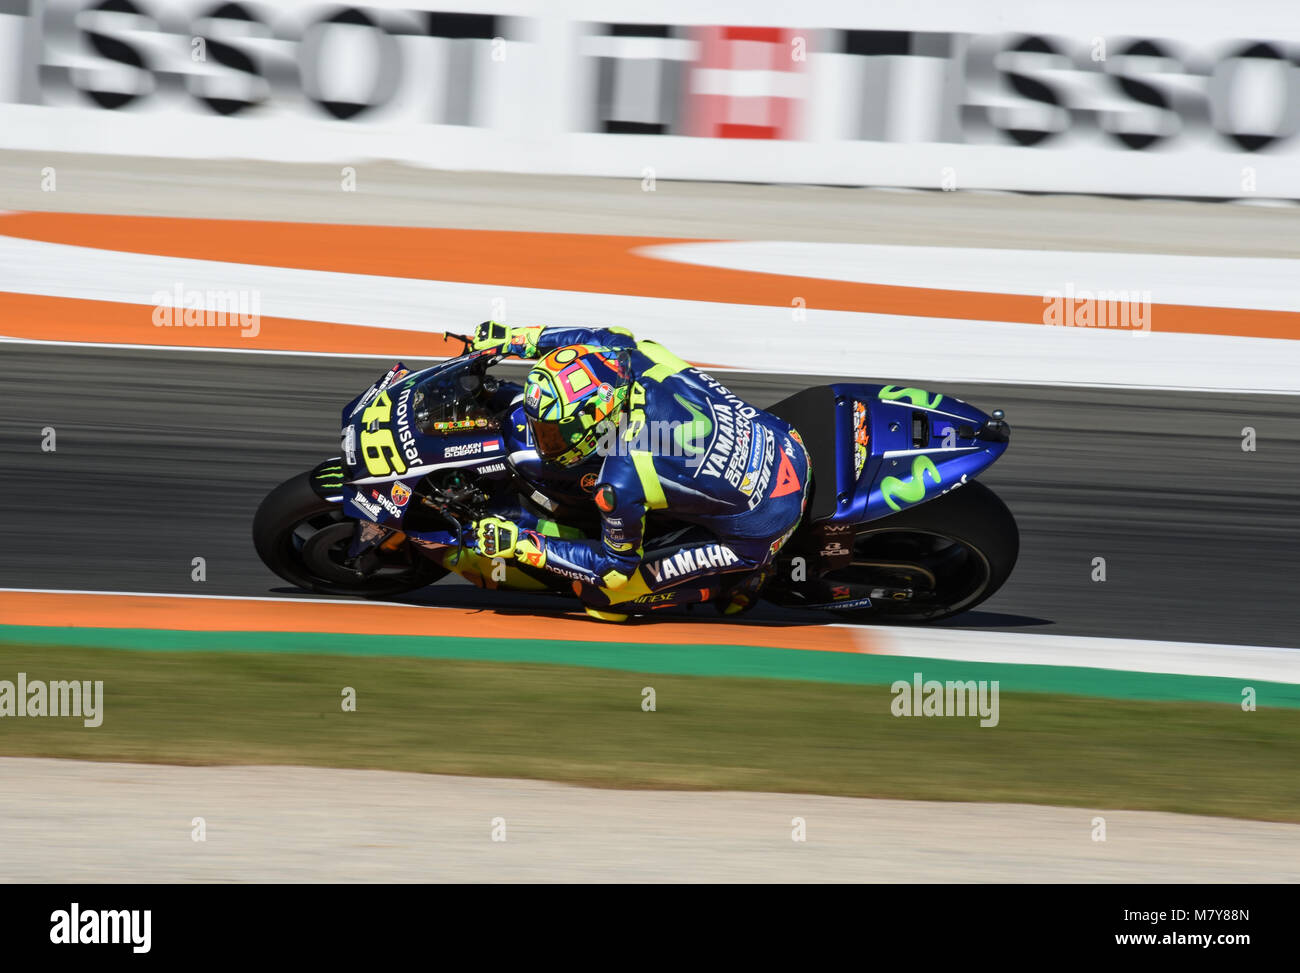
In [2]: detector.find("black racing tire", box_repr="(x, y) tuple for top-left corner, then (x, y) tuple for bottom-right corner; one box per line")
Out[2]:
(829, 480), (1019, 623)
(252, 471), (447, 597)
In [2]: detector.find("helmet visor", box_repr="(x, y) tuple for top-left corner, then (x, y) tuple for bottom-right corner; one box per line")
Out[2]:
(528, 413), (573, 463)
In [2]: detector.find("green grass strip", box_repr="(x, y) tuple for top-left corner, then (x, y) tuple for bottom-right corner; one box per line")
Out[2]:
(0, 624), (1295, 708)
(0, 643), (1297, 822)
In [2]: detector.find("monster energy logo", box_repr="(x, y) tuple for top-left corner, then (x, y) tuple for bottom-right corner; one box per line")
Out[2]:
(315, 464), (344, 486)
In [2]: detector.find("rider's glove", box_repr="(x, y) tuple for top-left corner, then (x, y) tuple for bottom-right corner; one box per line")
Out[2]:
(470, 321), (544, 359)
(474, 516), (547, 568)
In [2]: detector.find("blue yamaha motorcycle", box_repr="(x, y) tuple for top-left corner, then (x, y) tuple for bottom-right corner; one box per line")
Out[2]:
(253, 338), (1018, 621)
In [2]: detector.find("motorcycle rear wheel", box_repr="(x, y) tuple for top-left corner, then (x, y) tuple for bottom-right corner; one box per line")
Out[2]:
(805, 480), (1018, 623)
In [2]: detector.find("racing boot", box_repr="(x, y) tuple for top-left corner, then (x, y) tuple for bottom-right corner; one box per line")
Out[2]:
(583, 606), (630, 623)
(717, 565), (773, 616)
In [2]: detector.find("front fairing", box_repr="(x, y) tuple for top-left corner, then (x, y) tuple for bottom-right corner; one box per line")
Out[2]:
(338, 356), (512, 527)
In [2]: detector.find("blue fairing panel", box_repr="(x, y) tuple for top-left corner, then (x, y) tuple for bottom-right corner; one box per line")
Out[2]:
(825, 383), (1009, 524)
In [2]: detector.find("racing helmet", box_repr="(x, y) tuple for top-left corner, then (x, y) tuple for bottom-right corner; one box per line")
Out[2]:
(523, 344), (632, 468)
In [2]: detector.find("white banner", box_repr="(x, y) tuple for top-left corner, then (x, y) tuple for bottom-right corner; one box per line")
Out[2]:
(4, 0), (1300, 198)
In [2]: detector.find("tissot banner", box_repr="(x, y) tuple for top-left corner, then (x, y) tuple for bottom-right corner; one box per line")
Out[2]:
(3, 0), (1299, 197)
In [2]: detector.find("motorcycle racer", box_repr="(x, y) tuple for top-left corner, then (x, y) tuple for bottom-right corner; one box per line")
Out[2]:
(466, 320), (809, 621)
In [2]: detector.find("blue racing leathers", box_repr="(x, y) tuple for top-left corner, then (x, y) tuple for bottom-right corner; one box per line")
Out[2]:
(494, 327), (809, 609)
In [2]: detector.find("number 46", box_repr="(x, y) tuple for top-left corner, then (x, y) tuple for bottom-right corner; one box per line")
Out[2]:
(359, 392), (406, 476)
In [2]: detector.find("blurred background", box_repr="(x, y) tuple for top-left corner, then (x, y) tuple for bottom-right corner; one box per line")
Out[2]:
(3, 0), (1300, 197)
(1, 0), (1298, 882)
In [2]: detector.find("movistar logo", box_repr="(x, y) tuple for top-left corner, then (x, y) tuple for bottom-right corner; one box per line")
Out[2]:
(672, 394), (712, 457)
(879, 386), (943, 410)
(880, 456), (941, 511)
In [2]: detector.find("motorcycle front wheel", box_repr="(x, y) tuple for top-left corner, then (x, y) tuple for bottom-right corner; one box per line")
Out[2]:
(252, 470), (447, 597)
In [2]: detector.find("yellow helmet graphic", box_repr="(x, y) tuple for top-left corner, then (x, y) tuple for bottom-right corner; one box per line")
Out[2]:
(523, 344), (631, 468)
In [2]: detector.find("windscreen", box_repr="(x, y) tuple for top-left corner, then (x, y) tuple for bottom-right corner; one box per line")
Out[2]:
(412, 372), (495, 435)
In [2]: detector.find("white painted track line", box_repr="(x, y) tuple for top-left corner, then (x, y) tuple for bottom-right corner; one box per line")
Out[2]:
(4, 234), (1300, 393)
